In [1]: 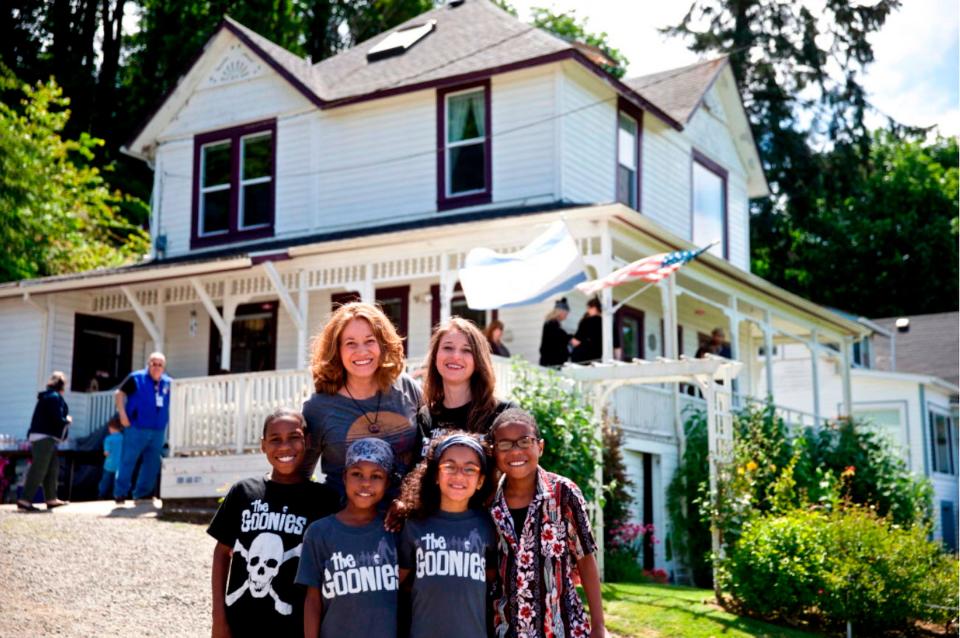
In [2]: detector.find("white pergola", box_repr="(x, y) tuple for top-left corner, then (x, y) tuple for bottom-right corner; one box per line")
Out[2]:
(564, 356), (743, 580)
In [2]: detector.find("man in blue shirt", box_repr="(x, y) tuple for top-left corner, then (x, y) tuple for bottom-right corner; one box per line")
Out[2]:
(114, 352), (172, 503)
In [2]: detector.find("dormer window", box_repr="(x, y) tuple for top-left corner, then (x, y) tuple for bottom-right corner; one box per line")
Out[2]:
(437, 80), (491, 210)
(191, 119), (276, 249)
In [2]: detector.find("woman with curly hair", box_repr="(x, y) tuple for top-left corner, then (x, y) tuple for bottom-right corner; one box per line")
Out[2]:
(301, 302), (422, 498)
(415, 317), (514, 462)
(398, 432), (496, 638)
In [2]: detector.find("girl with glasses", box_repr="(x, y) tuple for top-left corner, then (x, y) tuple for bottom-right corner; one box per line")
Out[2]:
(397, 432), (497, 638)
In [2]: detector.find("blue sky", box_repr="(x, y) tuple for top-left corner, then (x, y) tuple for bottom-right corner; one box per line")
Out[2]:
(510, 0), (960, 136)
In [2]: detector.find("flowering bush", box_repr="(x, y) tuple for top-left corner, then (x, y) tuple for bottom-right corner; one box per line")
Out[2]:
(605, 520), (664, 583)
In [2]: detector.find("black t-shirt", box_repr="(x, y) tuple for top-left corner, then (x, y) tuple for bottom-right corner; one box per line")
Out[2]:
(415, 399), (515, 461)
(207, 477), (339, 637)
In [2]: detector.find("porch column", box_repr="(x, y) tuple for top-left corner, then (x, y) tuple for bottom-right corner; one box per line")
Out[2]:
(121, 286), (164, 353)
(808, 329), (821, 425)
(358, 269), (374, 304)
(840, 335), (853, 417)
(725, 302), (741, 403)
(659, 275), (683, 455)
(438, 257), (456, 325)
(263, 262), (308, 369)
(191, 278), (232, 372)
(600, 220), (614, 362)
(763, 310), (775, 399)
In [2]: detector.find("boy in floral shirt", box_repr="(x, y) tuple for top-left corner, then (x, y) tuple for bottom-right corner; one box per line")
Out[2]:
(487, 408), (605, 638)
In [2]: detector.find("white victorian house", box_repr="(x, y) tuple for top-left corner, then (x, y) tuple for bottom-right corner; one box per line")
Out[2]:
(0, 0), (872, 573)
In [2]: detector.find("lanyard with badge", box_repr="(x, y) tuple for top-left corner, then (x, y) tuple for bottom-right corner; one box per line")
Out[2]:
(155, 382), (164, 409)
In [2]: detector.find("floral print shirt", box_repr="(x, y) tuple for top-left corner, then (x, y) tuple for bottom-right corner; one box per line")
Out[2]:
(490, 468), (597, 638)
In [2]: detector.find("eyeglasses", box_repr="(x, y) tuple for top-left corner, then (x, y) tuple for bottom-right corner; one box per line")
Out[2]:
(494, 436), (538, 452)
(149, 362), (165, 368)
(438, 463), (481, 477)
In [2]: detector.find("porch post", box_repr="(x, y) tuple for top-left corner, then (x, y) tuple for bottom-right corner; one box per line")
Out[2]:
(841, 335), (853, 417)
(298, 270), (309, 369)
(726, 301), (741, 404)
(438, 256), (456, 325)
(121, 286), (164, 352)
(263, 262), (308, 369)
(358, 269), (374, 304)
(660, 276), (683, 455)
(763, 310), (775, 399)
(600, 221), (615, 362)
(809, 329), (821, 426)
(191, 278), (231, 371)
(221, 300), (238, 372)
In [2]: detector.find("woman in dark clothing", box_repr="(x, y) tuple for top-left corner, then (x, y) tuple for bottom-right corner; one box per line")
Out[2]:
(483, 319), (511, 357)
(571, 298), (603, 363)
(538, 298), (576, 367)
(18, 371), (72, 511)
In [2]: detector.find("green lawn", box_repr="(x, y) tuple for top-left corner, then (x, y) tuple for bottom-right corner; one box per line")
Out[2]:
(601, 583), (818, 638)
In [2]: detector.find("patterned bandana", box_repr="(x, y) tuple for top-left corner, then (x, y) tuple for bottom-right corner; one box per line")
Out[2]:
(434, 434), (486, 469)
(345, 437), (395, 474)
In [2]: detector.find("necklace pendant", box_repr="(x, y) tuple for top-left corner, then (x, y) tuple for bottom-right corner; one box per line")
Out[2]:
(367, 422), (381, 434)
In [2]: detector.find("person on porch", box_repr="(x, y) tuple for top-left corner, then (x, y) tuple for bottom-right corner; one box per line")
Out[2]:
(113, 352), (172, 503)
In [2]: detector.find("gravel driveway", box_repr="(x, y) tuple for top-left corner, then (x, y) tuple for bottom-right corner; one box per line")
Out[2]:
(0, 507), (212, 637)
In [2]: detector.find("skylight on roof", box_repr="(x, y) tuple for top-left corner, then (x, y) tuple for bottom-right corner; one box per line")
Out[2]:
(367, 20), (437, 62)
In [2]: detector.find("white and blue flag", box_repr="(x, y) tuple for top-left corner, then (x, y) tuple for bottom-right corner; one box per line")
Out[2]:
(459, 221), (587, 309)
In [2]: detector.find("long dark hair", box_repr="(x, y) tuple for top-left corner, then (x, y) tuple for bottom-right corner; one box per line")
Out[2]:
(399, 431), (493, 519)
(422, 317), (498, 433)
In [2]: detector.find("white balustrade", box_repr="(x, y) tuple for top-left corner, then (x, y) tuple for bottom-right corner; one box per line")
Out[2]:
(169, 369), (312, 455)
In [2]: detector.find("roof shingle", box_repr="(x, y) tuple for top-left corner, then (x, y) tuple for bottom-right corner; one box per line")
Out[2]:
(624, 56), (728, 124)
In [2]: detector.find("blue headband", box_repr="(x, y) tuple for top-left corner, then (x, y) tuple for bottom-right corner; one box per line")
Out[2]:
(434, 434), (486, 469)
(345, 437), (395, 473)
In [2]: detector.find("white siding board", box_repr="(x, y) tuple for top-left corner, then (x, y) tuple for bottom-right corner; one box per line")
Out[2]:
(560, 64), (616, 204)
(0, 299), (44, 437)
(642, 119), (690, 239)
(492, 68), (557, 205)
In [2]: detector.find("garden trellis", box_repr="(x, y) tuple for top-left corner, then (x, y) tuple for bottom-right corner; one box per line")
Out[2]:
(565, 355), (742, 584)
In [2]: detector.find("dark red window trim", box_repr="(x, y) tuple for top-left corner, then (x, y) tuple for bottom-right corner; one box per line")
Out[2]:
(616, 97), (643, 212)
(436, 79), (492, 211)
(690, 148), (729, 259)
(615, 304), (645, 361)
(191, 118), (276, 249)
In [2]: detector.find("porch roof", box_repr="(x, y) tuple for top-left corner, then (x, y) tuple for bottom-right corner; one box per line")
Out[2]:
(0, 202), (867, 339)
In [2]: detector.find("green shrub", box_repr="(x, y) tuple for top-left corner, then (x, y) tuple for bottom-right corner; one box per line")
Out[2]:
(722, 506), (959, 630)
(510, 360), (599, 501)
(666, 408), (713, 587)
(721, 508), (829, 619)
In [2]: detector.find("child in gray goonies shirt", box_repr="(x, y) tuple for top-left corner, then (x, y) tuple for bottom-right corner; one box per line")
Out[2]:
(297, 438), (400, 638)
(397, 433), (496, 638)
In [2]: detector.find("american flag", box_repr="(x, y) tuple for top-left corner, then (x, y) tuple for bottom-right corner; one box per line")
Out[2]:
(576, 245), (711, 295)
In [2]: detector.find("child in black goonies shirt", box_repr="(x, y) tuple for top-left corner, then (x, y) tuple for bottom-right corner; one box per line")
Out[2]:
(208, 408), (337, 638)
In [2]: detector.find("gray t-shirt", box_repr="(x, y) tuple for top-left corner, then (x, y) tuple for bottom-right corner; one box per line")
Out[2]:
(296, 514), (399, 638)
(399, 510), (496, 638)
(301, 374), (422, 497)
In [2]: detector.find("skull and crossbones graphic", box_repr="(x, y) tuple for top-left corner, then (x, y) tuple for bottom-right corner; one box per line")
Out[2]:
(226, 533), (301, 615)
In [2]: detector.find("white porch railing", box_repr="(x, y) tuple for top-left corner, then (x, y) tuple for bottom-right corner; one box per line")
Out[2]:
(64, 390), (116, 439)
(169, 369), (312, 455)
(166, 359), (832, 456)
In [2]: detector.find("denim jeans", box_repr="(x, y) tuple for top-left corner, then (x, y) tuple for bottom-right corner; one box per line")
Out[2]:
(114, 427), (165, 499)
(98, 468), (117, 499)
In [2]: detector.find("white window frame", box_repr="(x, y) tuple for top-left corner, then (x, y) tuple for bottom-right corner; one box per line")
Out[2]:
(444, 87), (487, 198)
(929, 405), (957, 476)
(238, 131), (273, 231)
(617, 111), (639, 209)
(198, 140), (232, 237)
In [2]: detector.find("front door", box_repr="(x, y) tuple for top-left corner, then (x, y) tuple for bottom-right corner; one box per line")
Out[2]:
(71, 314), (134, 392)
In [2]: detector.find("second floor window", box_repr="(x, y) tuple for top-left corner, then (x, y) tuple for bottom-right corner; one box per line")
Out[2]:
(692, 151), (727, 258)
(617, 112), (639, 209)
(192, 119), (275, 248)
(438, 80), (491, 210)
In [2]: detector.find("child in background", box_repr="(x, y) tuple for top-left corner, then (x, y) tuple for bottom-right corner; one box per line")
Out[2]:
(297, 438), (400, 638)
(488, 407), (605, 638)
(98, 419), (123, 499)
(208, 409), (337, 638)
(398, 432), (496, 638)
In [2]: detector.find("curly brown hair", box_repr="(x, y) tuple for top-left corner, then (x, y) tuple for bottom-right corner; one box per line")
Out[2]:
(399, 431), (493, 519)
(422, 317), (498, 433)
(310, 302), (406, 395)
